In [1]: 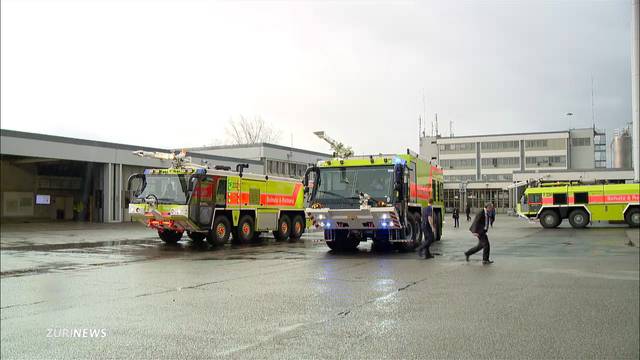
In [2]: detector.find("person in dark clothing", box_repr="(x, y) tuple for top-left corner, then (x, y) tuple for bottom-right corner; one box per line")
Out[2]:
(417, 199), (435, 259)
(465, 204), (471, 221)
(489, 202), (496, 227)
(452, 208), (460, 228)
(465, 202), (493, 264)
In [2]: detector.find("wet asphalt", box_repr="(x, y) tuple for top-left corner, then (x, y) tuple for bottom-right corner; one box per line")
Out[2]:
(1, 216), (639, 359)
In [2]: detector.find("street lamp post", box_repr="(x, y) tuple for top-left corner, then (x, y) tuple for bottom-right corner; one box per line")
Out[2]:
(566, 112), (574, 129)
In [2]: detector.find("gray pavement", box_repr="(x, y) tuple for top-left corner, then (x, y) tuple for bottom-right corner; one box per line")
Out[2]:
(1, 216), (639, 359)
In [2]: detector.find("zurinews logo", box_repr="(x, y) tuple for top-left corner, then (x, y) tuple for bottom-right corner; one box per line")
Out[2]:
(47, 328), (107, 338)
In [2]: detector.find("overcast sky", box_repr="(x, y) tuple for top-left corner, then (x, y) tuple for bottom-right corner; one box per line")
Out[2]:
(0, 0), (633, 155)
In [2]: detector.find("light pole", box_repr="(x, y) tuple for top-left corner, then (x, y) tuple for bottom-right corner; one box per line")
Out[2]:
(566, 112), (574, 130)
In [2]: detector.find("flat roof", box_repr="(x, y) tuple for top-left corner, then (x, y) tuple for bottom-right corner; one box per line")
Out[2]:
(188, 142), (330, 157)
(0, 129), (263, 165)
(428, 129), (572, 141)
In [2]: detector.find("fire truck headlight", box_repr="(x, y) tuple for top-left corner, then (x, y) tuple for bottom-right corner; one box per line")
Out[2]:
(381, 214), (388, 219)
(319, 221), (325, 227)
(318, 214), (325, 220)
(381, 222), (387, 227)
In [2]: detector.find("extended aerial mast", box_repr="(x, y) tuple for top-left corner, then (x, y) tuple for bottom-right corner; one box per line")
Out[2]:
(313, 131), (354, 158)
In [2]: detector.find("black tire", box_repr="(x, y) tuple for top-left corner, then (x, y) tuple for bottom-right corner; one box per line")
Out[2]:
(434, 210), (442, 241)
(274, 214), (292, 241)
(539, 210), (560, 229)
(289, 215), (305, 241)
(568, 209), (589, 228)
(187, 231), (206, 242)
(208, 216), (231, 246)
(158, 229), (182, 244)
(625, 208), (640, 228)
(325, 229), (359, 251)
(235, 215), (255, 244)
(326, 240), (341, 251)
(395, 214), (418, 252)
(341, 234), (361, 251)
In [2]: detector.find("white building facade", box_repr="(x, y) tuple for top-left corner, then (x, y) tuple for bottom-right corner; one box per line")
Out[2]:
(420, 128), (620, 213)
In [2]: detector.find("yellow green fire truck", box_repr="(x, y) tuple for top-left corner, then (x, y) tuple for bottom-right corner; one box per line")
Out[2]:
(304, 150), (444, 251)
(517, 182), (640, 228)
(127, 151), (306, 245)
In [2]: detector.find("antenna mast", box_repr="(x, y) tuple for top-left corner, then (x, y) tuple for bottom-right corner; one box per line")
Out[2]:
(591, 76), (596, 127)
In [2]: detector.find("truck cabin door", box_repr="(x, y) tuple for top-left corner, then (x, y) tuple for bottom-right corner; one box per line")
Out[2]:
(409, 161), (417, 203)
(188, 176), (216, 228)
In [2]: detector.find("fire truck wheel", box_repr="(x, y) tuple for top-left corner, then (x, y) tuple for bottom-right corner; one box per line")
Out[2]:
(289, 215), (305, 241)
(187, 231), (206, 242)
(434, 211), (442, 241)
(235, 215), (256, 244)
(158, 229), (182, 244)
(625, 208), (640, 228)
(275, 214), (292, 241)
(568, 209), (589, 228)
(208, 216), (231, 246)
(540, 210), (560, 229)
(341, 236), (361, 251)
(395, 215), (418, 252)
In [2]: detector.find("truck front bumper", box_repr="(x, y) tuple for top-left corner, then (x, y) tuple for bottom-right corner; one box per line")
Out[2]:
(306, 206), (401, 230)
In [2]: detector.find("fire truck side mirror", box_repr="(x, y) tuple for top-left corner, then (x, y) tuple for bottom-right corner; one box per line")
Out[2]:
(236, 163), (249, 177)
(127, 174), (145, 197)
(303, 166), (320, 199)
(394, 164), (404, 194)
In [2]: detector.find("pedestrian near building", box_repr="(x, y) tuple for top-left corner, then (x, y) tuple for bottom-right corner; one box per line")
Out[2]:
(452, 208), (460, 228)
(464, 202), (494, 264)
(417, 199), (435, 259)
(465, 204), (471, 222)
(489, 202), (496, 228)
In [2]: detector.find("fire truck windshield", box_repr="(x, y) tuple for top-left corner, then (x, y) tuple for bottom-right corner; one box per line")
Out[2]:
(315, 166), (394, 202)
(136, 174), (190, 204)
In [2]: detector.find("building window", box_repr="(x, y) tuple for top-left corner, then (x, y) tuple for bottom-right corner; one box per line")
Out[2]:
(525, 155), (566, 167)
(440, 158), (476, 169)
(481, 157), (519, 168)
(480, 141), (519, 151)
(480, 173), (513, 181)
(439, 142), (476, 153)
(444, 174), (476, 182)
(571, 137), (591, 146)
(525, 139), (548, 148)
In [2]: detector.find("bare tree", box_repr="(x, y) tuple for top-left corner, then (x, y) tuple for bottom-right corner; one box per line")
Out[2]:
(225, 115), (281, 145)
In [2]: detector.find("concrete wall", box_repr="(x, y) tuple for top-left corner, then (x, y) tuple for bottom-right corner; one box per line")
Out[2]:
(569, 128), (596, 169)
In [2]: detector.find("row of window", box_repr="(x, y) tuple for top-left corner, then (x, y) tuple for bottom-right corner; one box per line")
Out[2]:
(480, 140), (519, 151)
(441, 138), (567, 153)
(481, 174), (513, 181)
(481, 157), (519, 168)
(440, 158), (476, 169)
(266, 160), (309, 178)
(442, 189), (511, 210)
(524, 139), (548, 148)
(439, 143), (476, 153)
(443, 174), (513, 182)
(571, 137), (591, 146)
(525, 155), (566, 166)
(444, 175), (477, 182)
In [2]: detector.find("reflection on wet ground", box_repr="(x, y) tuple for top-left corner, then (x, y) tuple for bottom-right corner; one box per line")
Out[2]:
(1, 216), (638, 359)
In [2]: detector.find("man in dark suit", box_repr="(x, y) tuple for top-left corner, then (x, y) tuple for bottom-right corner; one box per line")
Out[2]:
(417, 198), (435, 259)
(465, 202), (494, 264)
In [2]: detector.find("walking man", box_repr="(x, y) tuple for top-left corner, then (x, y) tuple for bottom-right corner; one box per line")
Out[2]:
(464, 202), (494, 264)
(489, 202), (496, 228)
(452, 208), (460, 228)
(465, 203), (471, 222)
(417, 199), (435, 259)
